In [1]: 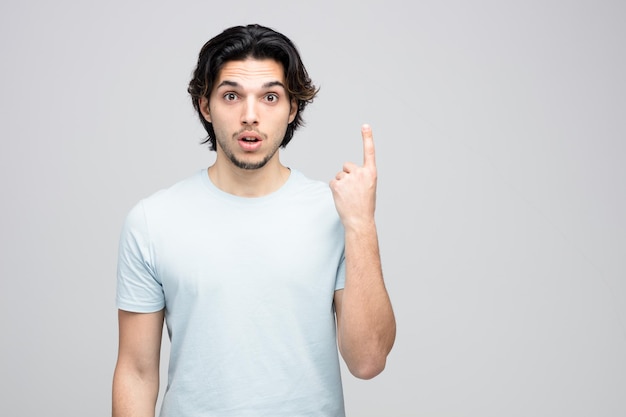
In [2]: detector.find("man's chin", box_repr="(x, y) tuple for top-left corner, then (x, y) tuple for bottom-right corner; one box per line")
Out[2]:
(231, 156), (270, 170)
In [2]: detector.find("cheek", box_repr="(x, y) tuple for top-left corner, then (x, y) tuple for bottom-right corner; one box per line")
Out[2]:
(210, 108), (236, 124)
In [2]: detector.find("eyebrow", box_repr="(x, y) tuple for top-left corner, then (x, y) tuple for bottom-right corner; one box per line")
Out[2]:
(216, 80), (286, 90)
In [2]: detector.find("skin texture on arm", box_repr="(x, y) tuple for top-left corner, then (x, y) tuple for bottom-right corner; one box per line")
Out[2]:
(112, 309), (164, 417)
(330, 125), (396, 380)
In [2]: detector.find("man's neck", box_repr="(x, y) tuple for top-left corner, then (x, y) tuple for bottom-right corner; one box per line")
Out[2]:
(207, 160), (291, 198)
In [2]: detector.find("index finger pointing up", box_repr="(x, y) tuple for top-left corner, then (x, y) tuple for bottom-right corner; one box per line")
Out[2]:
(361, 124), (376, 168)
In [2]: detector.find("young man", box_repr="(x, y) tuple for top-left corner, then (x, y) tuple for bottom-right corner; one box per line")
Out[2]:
(112, 24), (395, 417)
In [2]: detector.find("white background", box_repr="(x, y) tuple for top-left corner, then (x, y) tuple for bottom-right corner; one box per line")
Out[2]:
(1, 0), (625, 415)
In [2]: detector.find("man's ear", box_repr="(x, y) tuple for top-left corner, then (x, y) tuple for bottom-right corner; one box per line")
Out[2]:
(199, 97), (211, 123)
(288, 98), (298, 124)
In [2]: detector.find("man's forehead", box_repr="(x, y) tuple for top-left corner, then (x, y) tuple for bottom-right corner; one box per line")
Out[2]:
(215, 58), (286, 86)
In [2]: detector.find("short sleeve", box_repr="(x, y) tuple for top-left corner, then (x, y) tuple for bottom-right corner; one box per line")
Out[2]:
(116, 201), (165, 312)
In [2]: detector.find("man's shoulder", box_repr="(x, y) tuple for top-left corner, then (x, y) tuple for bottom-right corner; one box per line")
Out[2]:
(144, 169), (204, 203)
(286, 170), (339, 220)
(289, 169), (332, 197)
(125, 170), (205, 219)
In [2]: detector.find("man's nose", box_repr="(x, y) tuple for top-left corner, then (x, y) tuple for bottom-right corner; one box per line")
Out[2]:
(241, 98), (259, 125)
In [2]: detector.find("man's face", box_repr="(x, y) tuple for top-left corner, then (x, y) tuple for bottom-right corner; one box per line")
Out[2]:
(200, 58), (297, 170)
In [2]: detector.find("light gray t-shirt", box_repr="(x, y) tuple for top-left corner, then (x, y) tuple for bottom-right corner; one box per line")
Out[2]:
(117, 168), (346, 417)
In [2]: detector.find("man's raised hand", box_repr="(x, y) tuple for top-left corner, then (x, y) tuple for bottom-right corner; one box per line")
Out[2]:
(330, 124), (378, 231)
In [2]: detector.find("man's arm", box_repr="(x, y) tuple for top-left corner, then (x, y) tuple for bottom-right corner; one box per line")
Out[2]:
(112, 309), (164, 417)
(330, 124), (396, 380)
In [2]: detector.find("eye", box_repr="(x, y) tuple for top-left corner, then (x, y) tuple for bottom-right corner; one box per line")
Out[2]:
(223, 92), (238, 101)
(265, 93), (279, 103)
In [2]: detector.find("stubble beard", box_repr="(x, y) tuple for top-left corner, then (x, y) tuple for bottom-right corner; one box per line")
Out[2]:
(228, 151), (277, 170)
(216, 130), (284, 170)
